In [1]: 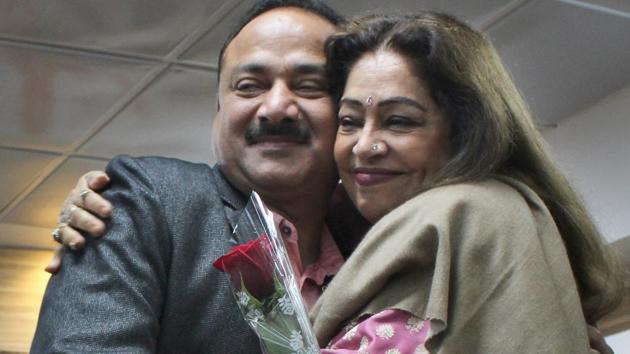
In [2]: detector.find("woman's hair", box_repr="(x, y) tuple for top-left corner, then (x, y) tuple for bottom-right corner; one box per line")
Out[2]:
(326, 12), (626, 321)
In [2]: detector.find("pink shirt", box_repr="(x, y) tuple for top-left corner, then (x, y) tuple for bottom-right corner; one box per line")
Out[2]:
(273, 214), (431, 353)
(274, 215), (345, 309)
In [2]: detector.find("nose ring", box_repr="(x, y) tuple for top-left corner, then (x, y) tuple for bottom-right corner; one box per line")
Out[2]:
(352, 142), (384, 155)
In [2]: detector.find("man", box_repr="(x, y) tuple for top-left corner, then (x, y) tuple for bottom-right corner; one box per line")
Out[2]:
(32, 1), (350, 352)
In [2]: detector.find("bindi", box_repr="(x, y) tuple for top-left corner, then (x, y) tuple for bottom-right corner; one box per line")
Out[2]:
(366, 96), (374, 106)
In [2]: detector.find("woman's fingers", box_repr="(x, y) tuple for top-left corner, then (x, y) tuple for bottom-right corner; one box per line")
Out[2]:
(73, 171), (112, 218)
(587, 325), (613, 354)
(70, 205), (106, 237)
(86, 170), (111, 190)
(44, 246), (65, 274)
(46, 170), (112, 274)
(54, 222), (87, 250)
(74, 189), (112, 219)
(55, 170), (111, 241)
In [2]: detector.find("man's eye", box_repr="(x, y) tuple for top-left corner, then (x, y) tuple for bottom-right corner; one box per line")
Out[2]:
(295, 80), (327, 95)
(234, 80), (265, 95)
(235, 82), (258, 91)
(299, 85), (321, 92)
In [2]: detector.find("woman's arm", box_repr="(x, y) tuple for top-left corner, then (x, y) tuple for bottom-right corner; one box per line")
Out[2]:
(46, 170), (112, 273)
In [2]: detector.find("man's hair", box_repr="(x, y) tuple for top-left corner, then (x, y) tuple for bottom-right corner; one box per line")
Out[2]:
(216, 0), (345, 82)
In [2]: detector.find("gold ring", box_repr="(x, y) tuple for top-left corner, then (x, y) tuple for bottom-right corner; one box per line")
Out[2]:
(80, 189), (90, 200)
(52, 227), (62, 243)
(60, 206), (78, 224)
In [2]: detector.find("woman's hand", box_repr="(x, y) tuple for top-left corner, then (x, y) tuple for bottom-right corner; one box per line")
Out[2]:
(588, 325), (614, 354)
(45, 171), (112, 273)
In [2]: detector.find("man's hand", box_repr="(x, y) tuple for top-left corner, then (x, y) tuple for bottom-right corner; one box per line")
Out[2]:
(45, 171), (112, 274)
(588, 325), (614, 354)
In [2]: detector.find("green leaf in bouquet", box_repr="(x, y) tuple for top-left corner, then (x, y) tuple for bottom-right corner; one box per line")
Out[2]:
(261, 275), (287, 312)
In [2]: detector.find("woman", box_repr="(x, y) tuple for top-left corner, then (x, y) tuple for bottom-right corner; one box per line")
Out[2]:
(48, 11), (622, 353)
(312, 12), (624, 353)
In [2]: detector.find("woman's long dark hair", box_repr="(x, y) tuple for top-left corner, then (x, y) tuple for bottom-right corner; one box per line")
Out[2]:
(326, 12), (626, 322)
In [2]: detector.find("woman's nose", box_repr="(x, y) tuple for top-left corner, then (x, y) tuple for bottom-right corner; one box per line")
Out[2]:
(352, 129), (388, 158)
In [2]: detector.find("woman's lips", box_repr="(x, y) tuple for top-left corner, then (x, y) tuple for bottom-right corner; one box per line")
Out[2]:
(353, 167), (402, 187)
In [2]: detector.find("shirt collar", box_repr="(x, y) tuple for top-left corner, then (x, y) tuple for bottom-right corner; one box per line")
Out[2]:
(273, 214), (344, 286)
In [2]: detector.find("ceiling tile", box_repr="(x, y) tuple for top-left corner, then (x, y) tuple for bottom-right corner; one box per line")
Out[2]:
(0, 45), (153, 150)
(79, 67), (217, 164)
(180, 0), (257, 65)
(0, 0), (225, 56)
(180, 0), (512, 66)
(327, 0), (510, 25)
(487, 0), (630, 123)
(568, 0), (630, 15)
(0, 148), (59, 211)
(1, 157), (108, 229)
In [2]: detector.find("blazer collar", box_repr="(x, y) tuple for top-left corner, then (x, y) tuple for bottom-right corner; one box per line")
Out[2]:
(210, 165), (262, 246)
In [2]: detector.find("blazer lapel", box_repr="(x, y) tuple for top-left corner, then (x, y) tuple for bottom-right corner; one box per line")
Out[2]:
(209, 166), (253, 246)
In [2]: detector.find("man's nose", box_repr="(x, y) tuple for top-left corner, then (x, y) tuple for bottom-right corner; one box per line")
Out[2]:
(257, 82), (299, 123)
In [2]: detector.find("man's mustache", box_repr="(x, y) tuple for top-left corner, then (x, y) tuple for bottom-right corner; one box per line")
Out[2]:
(245, 120), (311, 143)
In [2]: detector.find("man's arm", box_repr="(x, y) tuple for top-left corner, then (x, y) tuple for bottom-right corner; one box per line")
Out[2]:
(33, 156), (171, 353)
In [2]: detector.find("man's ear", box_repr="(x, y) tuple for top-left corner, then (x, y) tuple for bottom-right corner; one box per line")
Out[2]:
(211, 115), (223, 163)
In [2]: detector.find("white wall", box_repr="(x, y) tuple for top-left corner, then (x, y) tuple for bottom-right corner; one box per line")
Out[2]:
(542, 84), (630, 353)
(542, 84), (630, 243)
(606, 328), (630, 354)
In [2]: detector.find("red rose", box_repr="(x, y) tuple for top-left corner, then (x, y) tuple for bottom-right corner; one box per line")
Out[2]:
(213, 236), (275, 300)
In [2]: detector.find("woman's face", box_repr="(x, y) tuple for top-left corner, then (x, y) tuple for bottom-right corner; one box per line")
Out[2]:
(334, 50), (451, 223)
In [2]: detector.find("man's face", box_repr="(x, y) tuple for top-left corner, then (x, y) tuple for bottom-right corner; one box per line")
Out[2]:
(215, 8), (338, 197)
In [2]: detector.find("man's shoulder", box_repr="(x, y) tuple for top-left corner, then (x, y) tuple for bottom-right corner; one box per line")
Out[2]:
(108, 154), (218, 180)
(108, 155), (212, 175)
(105, 155), (226, 195)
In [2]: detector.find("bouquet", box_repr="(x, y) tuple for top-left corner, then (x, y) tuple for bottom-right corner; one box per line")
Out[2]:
(213, 192), (319, 354)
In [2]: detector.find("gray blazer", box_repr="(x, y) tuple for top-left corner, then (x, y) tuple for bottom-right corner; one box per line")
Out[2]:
(31, 156), (262, 353)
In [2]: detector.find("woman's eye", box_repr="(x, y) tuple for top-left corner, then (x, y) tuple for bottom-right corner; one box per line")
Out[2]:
(388, 116), (411, 125)
(386, 116), (422, 129)
(337, 116), (361, 130)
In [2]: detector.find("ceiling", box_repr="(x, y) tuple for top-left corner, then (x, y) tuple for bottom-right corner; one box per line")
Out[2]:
(1, 0), (629, 250)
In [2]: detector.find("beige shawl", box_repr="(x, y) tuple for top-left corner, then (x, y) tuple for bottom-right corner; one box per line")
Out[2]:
(310, 177), (590, 353)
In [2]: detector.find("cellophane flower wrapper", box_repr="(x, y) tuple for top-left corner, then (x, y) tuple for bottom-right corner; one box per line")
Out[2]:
(213, 192), (319, 354)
